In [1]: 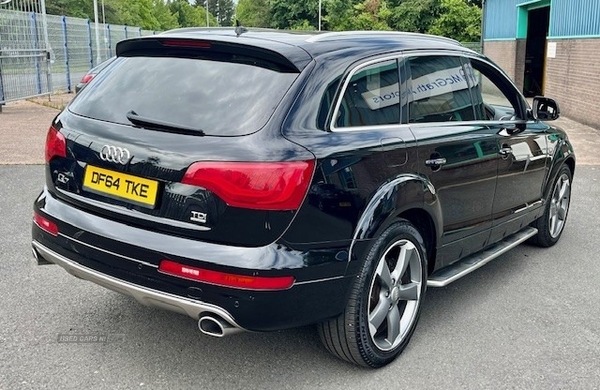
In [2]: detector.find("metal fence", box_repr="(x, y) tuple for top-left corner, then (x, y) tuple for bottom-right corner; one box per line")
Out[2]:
(1, 9), (157, 104)
(0, 6), (51, 103)
(47, 14), (157, 93)
(462, 42), (482, 53)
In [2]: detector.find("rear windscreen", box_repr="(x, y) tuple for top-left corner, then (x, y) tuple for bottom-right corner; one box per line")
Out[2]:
(69, 56), (299, 136)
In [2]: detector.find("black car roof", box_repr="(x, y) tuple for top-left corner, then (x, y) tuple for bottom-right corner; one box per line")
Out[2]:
(121, 28), (474, 72)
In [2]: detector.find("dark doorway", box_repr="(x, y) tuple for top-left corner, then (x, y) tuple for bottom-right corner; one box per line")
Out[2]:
(523, 7), (550, 97)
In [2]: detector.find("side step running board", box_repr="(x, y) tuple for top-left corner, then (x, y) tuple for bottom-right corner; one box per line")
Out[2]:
(427, 227), (538, 288)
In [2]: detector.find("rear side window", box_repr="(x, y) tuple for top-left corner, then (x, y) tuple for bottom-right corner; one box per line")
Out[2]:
(407, 56), (476, 123)
(69, 56), (298, 136)
(335, 59), (400, 128)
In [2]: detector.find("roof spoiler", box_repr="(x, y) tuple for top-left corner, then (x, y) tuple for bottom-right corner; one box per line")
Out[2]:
(116, 37), (303, 73)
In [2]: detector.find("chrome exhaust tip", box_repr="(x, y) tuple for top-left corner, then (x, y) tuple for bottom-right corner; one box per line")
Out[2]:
(198, 315), (243, 337)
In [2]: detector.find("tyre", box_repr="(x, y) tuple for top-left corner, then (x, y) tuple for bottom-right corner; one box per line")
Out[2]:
(530, 165), (572, 247)
(318, 220), (427, 368)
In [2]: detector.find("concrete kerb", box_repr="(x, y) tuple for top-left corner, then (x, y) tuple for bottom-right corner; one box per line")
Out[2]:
(0, 94), (598, 165)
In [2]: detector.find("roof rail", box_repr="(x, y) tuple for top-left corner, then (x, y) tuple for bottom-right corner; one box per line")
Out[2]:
(160, 27), (311, 36)
(304, 31), (460, 45)
(160, 27), (235, 35)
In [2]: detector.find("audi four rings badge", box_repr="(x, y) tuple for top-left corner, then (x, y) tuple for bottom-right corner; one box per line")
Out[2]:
(100, 145), (131, 164)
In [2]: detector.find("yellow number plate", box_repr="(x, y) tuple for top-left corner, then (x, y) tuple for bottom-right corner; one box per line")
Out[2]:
(83, 165), (159, 208)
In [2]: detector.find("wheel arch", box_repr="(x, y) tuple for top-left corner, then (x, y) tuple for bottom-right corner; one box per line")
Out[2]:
(348, 174), (442, 275)
(397, 208), (438, 275)
(544, 137), (575, 199)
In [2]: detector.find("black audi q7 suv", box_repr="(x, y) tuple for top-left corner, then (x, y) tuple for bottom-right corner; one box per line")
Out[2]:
(32, 29), (574, 368)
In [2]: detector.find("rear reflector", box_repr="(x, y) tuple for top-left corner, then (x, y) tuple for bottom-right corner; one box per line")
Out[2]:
(33, 212), (58, 236)
(45, 126), (66, 163)
(159, 260), (295, 290)
(181, 161), (315, 210)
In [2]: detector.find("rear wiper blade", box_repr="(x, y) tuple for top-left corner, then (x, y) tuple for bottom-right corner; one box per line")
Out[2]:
(126, 110), (205, 136)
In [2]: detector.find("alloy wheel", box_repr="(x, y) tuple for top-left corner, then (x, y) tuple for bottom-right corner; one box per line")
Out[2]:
(367, 239), (423, 351)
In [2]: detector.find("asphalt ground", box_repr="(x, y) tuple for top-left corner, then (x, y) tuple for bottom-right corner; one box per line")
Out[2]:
(1, 98), (599, 389)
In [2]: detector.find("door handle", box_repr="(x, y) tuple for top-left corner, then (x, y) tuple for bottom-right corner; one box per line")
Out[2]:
(425, 157), (447, 167)
(499, 146), (512, 158)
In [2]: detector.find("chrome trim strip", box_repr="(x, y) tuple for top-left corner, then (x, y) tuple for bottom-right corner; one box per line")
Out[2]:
(427, 227), (538, 288)
(58, 232), (158, 269)
(293, 275), (345, 285)
(407, 119), (528, 128)
(330, 55), (402, 133)
(329, 49), (531, 134)
(305, 31), (459, 45)
(32, 240), (245, 331)
(514, 200), (543, 214)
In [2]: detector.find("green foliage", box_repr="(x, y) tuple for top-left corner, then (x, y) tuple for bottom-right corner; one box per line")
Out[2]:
(323, 0), (356, 31)
(389, 0), (441, 33)
(169, 0), (216, 28)
(290, 20), (317, 31)
(114, 0), (160, 30)
(197, 0), (235, 27)
(428, 0), (481, 42)
(43, 0), (482, 41)
(45, 0), (94, 19)
(154, 0), (179, 30)
(325, 0), (392, 31)
(235, 0), (271, 27)
(269, 0), (319, 30)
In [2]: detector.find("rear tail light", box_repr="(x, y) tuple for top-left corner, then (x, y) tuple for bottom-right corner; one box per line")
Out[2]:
(45, 126), (66, 163)
(159, 260), (295, 290)
(181, 161), (315, 210)
(33, 212), (58, 236)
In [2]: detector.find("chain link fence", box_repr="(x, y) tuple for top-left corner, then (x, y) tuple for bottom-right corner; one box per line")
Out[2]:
(462, 42), (482, 53)
(1, 8), (157, 105)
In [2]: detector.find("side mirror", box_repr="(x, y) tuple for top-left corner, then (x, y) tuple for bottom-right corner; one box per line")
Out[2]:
(531, 96), (560, 121)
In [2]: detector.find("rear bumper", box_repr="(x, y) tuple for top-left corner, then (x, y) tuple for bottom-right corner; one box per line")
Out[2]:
(32, 240), (242, 329)
(32, 188), (355, 331)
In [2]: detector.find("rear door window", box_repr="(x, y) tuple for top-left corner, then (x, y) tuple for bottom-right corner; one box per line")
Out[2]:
(335, 59), (400, 128)
(69, 56), (299, 136)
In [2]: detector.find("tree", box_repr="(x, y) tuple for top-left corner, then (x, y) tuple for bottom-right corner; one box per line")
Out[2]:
(235, 0), (271, 28)
(466, 0), (482, 7)
(114, 0), (160, 30)
(197, 0), (235, 27)
(45, 0), (94, 19)
(388, 0), (442, 33)
(324, 0), (357, 31)
(153, 0), (179, 30)
(428, 0), (481, 42)
(169, 0), (216, 27)
(269, 0), (319, 30)
(326, 0), (392, 31)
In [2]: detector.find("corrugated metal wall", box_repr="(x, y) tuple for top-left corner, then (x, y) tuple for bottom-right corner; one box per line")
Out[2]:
(483, 0), (520, 39)
(550, 0), (600, 37)
(485, 0), (600, 40)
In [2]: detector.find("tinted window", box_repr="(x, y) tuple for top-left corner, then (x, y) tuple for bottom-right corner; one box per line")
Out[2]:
(69, 56), (298, 136)
(336, 59), (400, 128)
(407, 56), (476, 123)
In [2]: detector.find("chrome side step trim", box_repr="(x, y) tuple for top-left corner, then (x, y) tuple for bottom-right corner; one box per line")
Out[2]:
(427, 227), (538, 288)
(31, 240), (245, 332)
